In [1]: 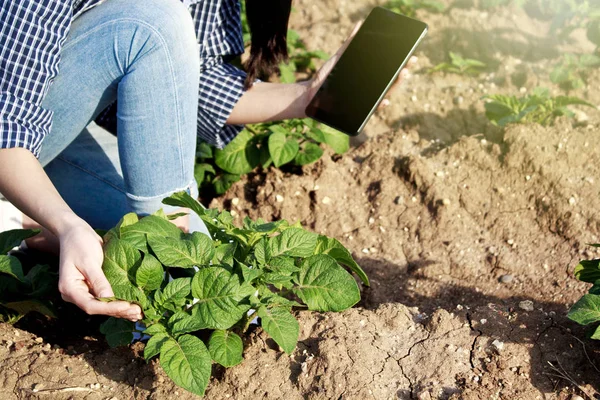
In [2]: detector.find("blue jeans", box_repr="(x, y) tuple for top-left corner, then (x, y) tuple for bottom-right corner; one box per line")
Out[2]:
(38, 0), (201, 230)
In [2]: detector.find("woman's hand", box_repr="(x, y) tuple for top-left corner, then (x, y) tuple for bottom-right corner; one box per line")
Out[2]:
(301, 20), (417, 114)
(57, 218), (142, 321)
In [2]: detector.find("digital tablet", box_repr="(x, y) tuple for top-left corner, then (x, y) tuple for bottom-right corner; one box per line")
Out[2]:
(305, 7), (428, 136)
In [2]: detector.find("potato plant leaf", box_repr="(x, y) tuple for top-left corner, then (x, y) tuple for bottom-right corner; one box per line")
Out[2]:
(268, 228), (318, 258)
(3, 300), (56, 318)
(315, 236), (369, 285)
(136, 254), (164, 291)
(148, 232), (214, 268)
(268, 130), (299, 167)
(574, 259), (600, 284)
(190, 267), (255, 329)
(0, 255), (25, 282)
(159, 335), (212, 397)
(568, 294), (600, 326)
(100, 317), (135, 348)
(0, 229), (41, 255)
(257, 306), (299, 355)
(215, 130), (260, 175)
(120, 215), (184, 251)
(293, 254), (361, 312)
(144, 332), (170, 361)
(208, 330), (244, 367)
(102, 238), (142, 286)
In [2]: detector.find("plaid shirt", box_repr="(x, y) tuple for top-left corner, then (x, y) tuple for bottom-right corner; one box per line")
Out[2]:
(0, 0), (250, 158)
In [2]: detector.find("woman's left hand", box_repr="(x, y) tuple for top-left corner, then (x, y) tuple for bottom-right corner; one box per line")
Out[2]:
(302, 20), (417, 113)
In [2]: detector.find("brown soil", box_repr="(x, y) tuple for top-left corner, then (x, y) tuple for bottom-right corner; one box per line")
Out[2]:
(2, 0), (600, 399)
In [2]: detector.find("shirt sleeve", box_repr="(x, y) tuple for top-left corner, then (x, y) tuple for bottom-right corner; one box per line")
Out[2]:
(0, 1), (72, 157)
(196, 62), (260, 149)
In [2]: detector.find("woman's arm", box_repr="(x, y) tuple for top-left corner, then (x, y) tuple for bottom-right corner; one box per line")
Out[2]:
(0, 148), (142, 321)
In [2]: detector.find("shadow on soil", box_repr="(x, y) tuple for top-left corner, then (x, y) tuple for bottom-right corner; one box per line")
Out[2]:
(357, 256), (600, 398)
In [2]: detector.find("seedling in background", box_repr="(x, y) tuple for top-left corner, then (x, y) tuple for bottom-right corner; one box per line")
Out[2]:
(99, 191), (368, 397)
(483, 87), (596, 127)
(384, 0), (445, 18)
(550, 54), (600, 92)
(0, 229), (57, 323)
(429, 52), (487, 76)
(567, 245), (600, 340)
(195, 120), (349, 196)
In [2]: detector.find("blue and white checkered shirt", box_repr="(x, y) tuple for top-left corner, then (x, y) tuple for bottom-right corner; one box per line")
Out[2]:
(0, 0), (251, 157)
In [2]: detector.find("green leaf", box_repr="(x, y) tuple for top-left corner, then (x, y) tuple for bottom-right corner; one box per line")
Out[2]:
(144, 332), (170, 361)
(213, 242), (237, 268)
(194, 163), (216, 184)
(574, 259), (600, 283)
(102, 238), (142, 286)
(166, 212), (189, 221)
(161, 278), (192, 303)
(208, 330), (244, 367)
(215, 130), (260, 174)
(314, 236), (369, 286)
(294, 142), (324, 166)
(159, 335), (212, 397)
(293, 254), (361, 312)
(196, 141), (214, 159)
(120, 215), (184, 251)
(321, 126), (350, 154)
(268, 256), (300, 275)
(136, 254), (164, 291)
(213, 173), (241, 195)
(170, 310), (206, 336)
(257, 306), (299, 355)
(190, 267), (255, 329)
(148, 232), (214, 268)
(0, 229), (41, 254)
(568, 294), (600, 326)
(268, 130), (300, 168)
(3, 300), (56, 318)
(144, 323), (167, 336)
(268, 228), (318, 258)
(0, 255), (25, 282)
(112, 284), (149, 309)
(100, 317), (135, 348)
(279, 62), (297, 83)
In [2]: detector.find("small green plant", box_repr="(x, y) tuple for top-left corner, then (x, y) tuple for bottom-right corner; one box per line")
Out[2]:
(0, 229), (57, 323)
(278, 29), (329, 84)
(429, 52), (487, 76)
(196, 120), (349, 195)
(483, 87), (596, 127)
(550, 54), (600, 92)
(567, 245), (600, 339)
(99, 191), (368, 397)
(384, 0), (445, 17)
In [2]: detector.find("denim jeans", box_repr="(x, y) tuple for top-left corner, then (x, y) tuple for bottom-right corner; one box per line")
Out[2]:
(38, 0), (202, 230)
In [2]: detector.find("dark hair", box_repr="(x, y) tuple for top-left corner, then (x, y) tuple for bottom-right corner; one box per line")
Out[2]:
(242, 0), (293, 90)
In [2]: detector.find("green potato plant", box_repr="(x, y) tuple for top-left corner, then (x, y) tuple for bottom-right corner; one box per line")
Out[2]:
(384, 0), (445, 17)
(196, 120), (350, 196)
(550, 53), (600, 92)
(0, 229), (57, 323)
(483, 87), (596, 127)
(568, 245), (600, 340)
(429, 52), (487, 76)
(99, 191), (368, 397)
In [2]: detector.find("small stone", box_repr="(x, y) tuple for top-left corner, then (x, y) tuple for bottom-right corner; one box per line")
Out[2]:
(369, 247), (378, 253)
(436, 171), (445, 178)
(411, 95), (418, 102)
(492, 339), (504, 351)
(275, 195), (284, 203)
(442, 198), (451, 206)
(519, 87), (527, 94)
(32, 383), (43, 393)
(231, 197), (239, 206)
(480, 319), (487, 325)
(368, 217), (375, 224)
(362, 248), (370, 254)
(507, 239), (514, 245)
(519, 300), (534, 311)
(499, 274), (514, 284)
(230, 209), (238, 217)
(453, 96), (464, 105)
(569, 197), (576, 206)
(34, 337), (43, 343)
(379, 226), (386, 233)
(322, 196), (331, 205)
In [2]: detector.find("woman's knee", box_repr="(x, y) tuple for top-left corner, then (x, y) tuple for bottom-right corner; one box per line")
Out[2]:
(103, 0), (199, 67)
